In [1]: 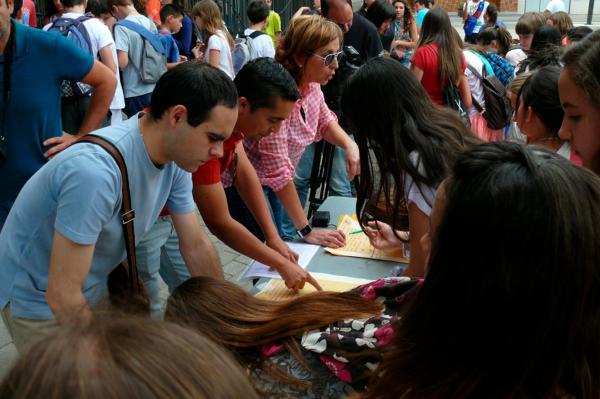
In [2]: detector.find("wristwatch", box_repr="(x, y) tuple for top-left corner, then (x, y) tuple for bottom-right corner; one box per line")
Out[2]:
(296, 224), (312, 239)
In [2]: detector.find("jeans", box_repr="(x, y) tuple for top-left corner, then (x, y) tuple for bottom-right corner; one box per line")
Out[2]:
(225, 186), (265, 241)
(263, 186), (289, 240)
(136, 216), (190, 319)
(281, 142), (353, 239)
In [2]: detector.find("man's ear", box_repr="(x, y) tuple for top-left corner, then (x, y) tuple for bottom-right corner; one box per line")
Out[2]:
(169, 105), (188, 126)
(166, 15), (174, 25)
(7, 0), (14, 15)
(238, 97), (250, 114)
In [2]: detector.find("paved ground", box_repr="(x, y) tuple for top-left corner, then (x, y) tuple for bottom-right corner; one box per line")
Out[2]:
(0, 216), (254, 380)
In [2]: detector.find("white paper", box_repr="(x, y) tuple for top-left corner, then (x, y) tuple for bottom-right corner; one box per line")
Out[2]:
(241, 242), (320, 280)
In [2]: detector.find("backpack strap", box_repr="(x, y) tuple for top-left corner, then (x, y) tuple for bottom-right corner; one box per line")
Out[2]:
(472, 1), (485, 19)
(466, 64), (485, 113)
(75, 134), (142, 295)
(248, 30), (265, 39)
(116, 19), (166, 54)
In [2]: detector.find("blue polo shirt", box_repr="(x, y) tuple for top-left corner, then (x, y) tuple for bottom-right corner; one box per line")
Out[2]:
(0, 114), (195, 320)
(0, 21), (94, 229)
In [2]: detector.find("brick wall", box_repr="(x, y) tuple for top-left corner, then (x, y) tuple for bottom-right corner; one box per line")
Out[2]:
(436, 0), (517, 13)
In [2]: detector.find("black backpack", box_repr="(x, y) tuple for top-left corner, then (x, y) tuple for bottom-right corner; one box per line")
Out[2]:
(467, 64), (513, 129)
(444, 81), (471, 128)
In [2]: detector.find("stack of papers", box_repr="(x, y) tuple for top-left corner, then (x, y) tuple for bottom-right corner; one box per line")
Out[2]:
(325, 214), (409, 263)
(241, 242), (320, 280)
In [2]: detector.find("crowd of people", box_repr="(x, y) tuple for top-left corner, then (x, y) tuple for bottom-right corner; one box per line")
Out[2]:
(1, 0), (600, 396)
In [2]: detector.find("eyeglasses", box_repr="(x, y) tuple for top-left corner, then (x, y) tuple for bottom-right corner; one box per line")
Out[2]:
(307, 50), (343, 66)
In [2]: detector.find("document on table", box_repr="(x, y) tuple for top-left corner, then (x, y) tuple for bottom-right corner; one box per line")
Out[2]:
(255, 272), (371, 301)
(325, 214), (409, 263)
(241, 242), (320, 280)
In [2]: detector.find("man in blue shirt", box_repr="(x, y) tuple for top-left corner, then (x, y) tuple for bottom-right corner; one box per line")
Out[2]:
(0, 62), (239, 352)
(0, 0), (116, 230)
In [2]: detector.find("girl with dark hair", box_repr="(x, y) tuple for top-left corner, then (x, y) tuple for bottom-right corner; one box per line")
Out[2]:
(483, 3), (505, 28)
(411, 8), (471, 109)
(515, 65), (580, 163)
(366, 141), (600, 398)
(165, 275), (420, 398)
(475, 26), (514, 86)
(342, 57), (477, 277)
(559, 29), (600, 174)
(517, 24), (563, 74)
(386, 0), (418, 67)
(365, 0), (395, 34)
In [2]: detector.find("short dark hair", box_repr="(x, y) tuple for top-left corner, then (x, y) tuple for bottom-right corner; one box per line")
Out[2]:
(415, 0), (431, 8)
(61, 0), (85, 8)
(10, 0), (22, 18)
(246, 0), (269, 24)
(149, 61), (238, 126)
(86, 0), (110, 16)
(567, 25), (593, 43)
(365, 0), (395, 30)
(160, 3), (183, 24)
(234, 57), (300, 110)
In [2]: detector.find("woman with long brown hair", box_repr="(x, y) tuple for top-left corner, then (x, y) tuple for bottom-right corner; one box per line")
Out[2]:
(165, 275), (420, 398)
(0, 316), (259, 398)
(411, 7), (471, 109)
(191, 0), (234, 78)
(388, 0), (418, 67)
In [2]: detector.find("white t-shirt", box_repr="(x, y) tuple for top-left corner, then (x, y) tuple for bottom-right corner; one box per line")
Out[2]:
(243, 28), (275, 58)
(44, 12), (124, 111)
(403, 152), (437, 217)
(506, 48), (527, 68)
(208, 30), (235, 79)
(464, 50), (486, 117)
(465, 0), (489, 34)
(545, 0), (566, 13)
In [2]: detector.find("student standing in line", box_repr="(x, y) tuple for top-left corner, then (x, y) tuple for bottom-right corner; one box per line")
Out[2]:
(191, 0), (234, 79)
(110, 0), (162, 117)
(262, 0), (281, 47)
(411, 8), (471, 109)
(559, 30), (600, 175)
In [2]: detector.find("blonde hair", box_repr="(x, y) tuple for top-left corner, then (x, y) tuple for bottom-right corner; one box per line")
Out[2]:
(191, 0), (234, 48)
(0, 316), (259, 399)
(275, 15), (343, 83)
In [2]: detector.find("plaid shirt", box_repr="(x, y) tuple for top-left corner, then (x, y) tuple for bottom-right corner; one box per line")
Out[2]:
(242, 83), (337, 192)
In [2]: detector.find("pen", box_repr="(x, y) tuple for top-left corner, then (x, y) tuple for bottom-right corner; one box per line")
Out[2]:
(350, 229), (365, 234)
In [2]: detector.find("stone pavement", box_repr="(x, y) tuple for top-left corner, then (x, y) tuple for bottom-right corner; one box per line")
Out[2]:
(0, 217), (253, 380)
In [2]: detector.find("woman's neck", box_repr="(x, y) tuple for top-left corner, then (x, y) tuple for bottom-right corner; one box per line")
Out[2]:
(528, 135), (564, 152)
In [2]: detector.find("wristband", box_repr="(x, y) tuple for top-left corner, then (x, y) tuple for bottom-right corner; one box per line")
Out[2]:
(296, 224), (312, 239)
